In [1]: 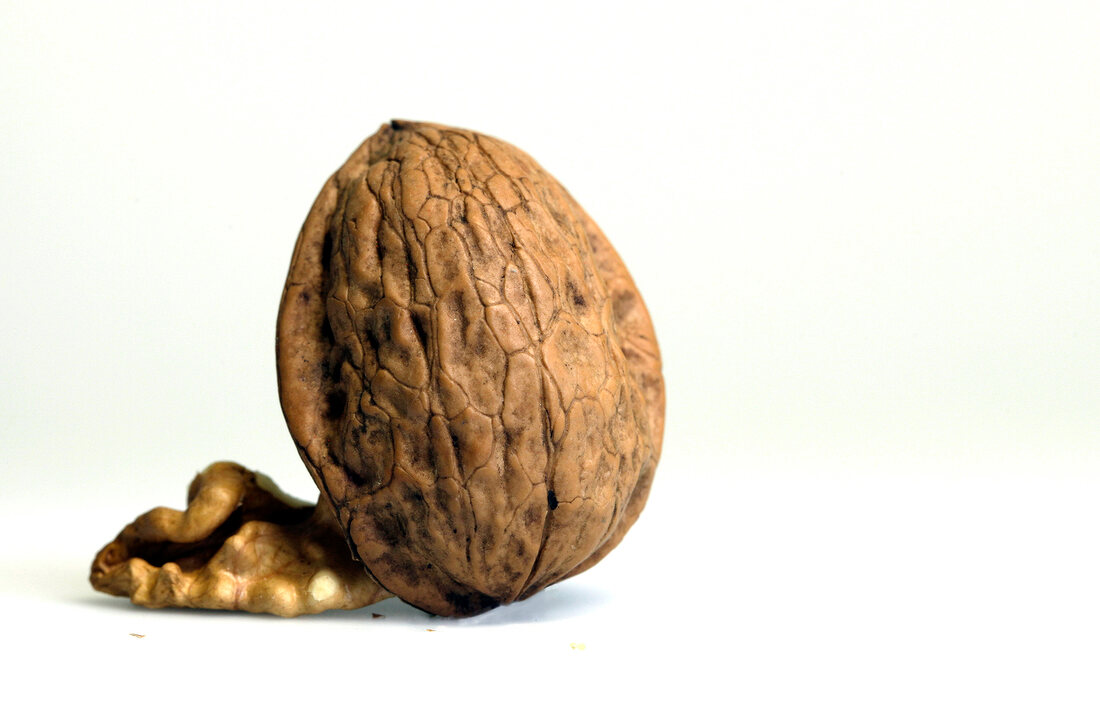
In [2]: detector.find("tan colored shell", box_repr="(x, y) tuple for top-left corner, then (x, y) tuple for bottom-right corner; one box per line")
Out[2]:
(90, 462), (390, 616)
(277, 120), (664, 616)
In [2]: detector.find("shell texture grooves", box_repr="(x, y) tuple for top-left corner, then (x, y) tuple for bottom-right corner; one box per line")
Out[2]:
(277, 120), (664, 616)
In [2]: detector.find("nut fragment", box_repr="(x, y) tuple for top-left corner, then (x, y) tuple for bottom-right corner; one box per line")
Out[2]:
(90, 462), (390, 616)
(277, 120), (664, 616)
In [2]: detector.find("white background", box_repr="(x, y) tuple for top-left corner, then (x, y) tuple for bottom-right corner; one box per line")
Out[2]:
(2, 1), (1099, 700)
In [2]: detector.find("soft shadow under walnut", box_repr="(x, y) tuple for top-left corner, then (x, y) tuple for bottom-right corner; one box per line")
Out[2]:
(90, 462), (391, 617)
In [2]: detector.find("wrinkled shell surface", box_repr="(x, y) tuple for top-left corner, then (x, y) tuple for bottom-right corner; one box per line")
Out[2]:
(90, 462), (389, 616)
(278, 121), (664, 616)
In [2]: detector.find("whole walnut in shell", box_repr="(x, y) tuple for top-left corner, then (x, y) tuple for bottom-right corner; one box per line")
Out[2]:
(91, 120), (664, 618)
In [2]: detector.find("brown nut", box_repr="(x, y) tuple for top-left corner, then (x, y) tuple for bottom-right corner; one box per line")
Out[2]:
(277, 120), (664, 616)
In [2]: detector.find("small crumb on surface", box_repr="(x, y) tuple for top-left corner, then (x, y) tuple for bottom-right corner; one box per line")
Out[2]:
(371, 612), (384, 619)
(426, 628), (436, 632)
(569, 642), (586, 650)
(129, 633), (146, 639)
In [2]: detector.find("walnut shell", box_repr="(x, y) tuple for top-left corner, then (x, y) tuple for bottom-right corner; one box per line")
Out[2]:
(277, 121), (664, 616)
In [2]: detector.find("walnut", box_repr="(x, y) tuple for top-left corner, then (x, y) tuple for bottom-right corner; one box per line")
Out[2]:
(90, 462), (389, 616)
(91, 120), (664, 617)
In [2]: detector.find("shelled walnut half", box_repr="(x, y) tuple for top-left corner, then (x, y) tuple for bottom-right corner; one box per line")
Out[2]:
(92, 120), (664, 617)
(90, 462), (390, 616)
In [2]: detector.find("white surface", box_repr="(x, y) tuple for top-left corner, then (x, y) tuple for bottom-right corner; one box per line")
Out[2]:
(5, 460), (1100, 700)
(2, 1), (1099, 699)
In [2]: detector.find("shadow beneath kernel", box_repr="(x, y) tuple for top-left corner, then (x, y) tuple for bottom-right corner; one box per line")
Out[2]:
(80, 588), (430, 624)
(57, 543), (609, 626)
(76, 583), (610, 627)
(77, 595), (284, 621)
